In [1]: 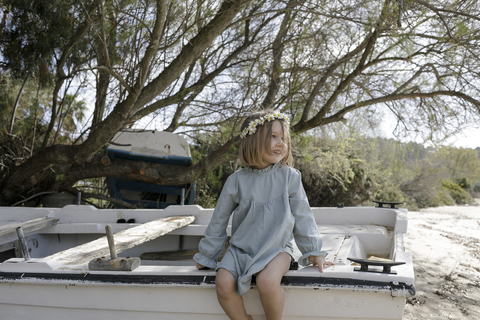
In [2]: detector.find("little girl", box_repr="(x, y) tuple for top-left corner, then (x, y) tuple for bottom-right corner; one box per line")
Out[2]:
(194, 110), (334, 320)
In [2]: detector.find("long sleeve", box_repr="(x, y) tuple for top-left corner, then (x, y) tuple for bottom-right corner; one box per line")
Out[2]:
(193, 175), (238, 269)
(289, 170), (327, 266)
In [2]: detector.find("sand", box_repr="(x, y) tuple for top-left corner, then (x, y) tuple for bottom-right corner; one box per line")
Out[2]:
(403, 199), (480, 319)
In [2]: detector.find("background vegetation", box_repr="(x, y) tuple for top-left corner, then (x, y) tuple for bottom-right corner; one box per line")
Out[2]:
(1, 0), (480, 208)
(192, 126), (480, 210)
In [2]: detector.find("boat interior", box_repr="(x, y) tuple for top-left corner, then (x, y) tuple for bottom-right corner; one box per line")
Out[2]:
(0, 204), (412, 284)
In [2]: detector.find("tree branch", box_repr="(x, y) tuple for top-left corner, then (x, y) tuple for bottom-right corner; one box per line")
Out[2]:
(294, 0), (393, 133)
(412, 0), (480, 23)
(260, 1), (297, 110)
(60, 138), (241, 188)
(94, 66), (132, 93)
(131, 8), (274, 122)
(64, 186), (137, 209)
(320, 91), (480, 126)
(41, 0), (100, 149)
(131, 0), (252, 113)
(73, 0), (167, 164)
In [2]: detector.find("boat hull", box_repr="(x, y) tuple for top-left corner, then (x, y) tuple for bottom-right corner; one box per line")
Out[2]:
(0, 204), (414, 319)
(0, 276), (408, 320)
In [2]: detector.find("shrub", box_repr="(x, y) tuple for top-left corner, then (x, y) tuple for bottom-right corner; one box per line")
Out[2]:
(471, 181), (480, 198)
(399, 170), (442, 208)
(432, 189), (456, 206)
(473, 181), (480, 193)
(454, 177), (471, 189)
(441, 179), (474, 205)
(373, 180), (405, 204)
(294, 136), (374, 207)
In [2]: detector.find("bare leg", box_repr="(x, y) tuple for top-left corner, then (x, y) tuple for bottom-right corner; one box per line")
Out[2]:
(255, 252), (291, 320)
(216, 268), (252, 320)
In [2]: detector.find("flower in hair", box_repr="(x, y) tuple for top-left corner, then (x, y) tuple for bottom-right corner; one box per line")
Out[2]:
(240, 112), (290, 139)
(248, 121), (257, 134)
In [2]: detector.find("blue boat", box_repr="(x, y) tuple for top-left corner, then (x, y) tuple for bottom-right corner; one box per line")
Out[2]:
(106, 130), (196, 208)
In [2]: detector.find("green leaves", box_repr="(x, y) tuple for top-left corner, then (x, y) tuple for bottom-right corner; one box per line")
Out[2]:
(2, 0), (82, 80)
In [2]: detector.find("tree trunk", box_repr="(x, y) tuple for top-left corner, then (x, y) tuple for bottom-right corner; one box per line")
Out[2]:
(9, 74), (29, 134)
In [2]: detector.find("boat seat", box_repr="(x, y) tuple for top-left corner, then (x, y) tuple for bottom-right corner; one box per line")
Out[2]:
(289, 233), (367, 267)
(121, 224), (391, 265)
(39, 222), (392, 238)
(164, 223), (393, 240)
(317, 224), (392, 236)
(140, 234), (368, 267)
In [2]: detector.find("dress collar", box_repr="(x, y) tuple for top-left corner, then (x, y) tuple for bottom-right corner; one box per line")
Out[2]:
(244, 161), (282, 175)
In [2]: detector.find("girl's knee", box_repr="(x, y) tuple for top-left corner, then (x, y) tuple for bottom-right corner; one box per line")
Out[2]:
(216, 280), (234, 297)
(256, 274), (282, 296)
(215, 269), (236, 297)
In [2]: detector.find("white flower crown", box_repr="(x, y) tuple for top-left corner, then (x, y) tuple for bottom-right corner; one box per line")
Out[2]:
(240, 112), (290, 139)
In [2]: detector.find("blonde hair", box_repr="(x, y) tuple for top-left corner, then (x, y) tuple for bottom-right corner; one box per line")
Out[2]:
(239, 110), (293, 168)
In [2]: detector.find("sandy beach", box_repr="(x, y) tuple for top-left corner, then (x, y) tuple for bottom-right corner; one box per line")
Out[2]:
(403, 200), (480, 319)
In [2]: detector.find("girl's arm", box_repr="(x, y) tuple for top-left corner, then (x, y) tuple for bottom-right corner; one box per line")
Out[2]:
(193, 175), (238, 269)
(289, 170), (328, 267)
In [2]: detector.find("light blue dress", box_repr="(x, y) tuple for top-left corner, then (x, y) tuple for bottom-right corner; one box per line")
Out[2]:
(193, 162), (327, 295)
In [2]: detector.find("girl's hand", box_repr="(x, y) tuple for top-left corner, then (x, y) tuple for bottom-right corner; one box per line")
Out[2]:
(309, 255), (335, 273)
(195, 262), (206, 269)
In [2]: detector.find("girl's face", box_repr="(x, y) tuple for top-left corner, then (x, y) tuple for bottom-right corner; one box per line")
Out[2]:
(258, 120), (287, 169)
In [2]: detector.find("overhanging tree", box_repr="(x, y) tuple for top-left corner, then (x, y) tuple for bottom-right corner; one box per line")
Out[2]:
(1, 0), (480, 206)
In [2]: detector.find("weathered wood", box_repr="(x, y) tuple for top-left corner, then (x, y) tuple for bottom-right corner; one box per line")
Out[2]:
(0, 217), (60, 246)
(88, 256), (141, 271)
(49, 215), (195, 265)
(88, 225), (141, 271)
(104, 225), (117, 259)
(15, 227), (31, 261)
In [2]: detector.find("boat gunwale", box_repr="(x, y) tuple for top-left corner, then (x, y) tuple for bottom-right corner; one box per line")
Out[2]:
(0, 270), (415, 296)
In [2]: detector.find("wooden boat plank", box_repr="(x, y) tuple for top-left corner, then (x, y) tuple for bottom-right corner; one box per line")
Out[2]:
(48, 215), (195, 265)
(0, 217), (60, 246)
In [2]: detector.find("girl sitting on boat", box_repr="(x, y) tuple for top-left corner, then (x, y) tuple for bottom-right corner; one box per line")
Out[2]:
(194, 110), (334, 320)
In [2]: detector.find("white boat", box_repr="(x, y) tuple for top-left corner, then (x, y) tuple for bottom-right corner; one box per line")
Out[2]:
(0, 203), (414, 320)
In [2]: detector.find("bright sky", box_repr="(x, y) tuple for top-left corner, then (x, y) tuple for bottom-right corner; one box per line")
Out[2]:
(378, 111), (480, 150)
(445, 127), (480, 149)
(384, 127), (480, 150)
